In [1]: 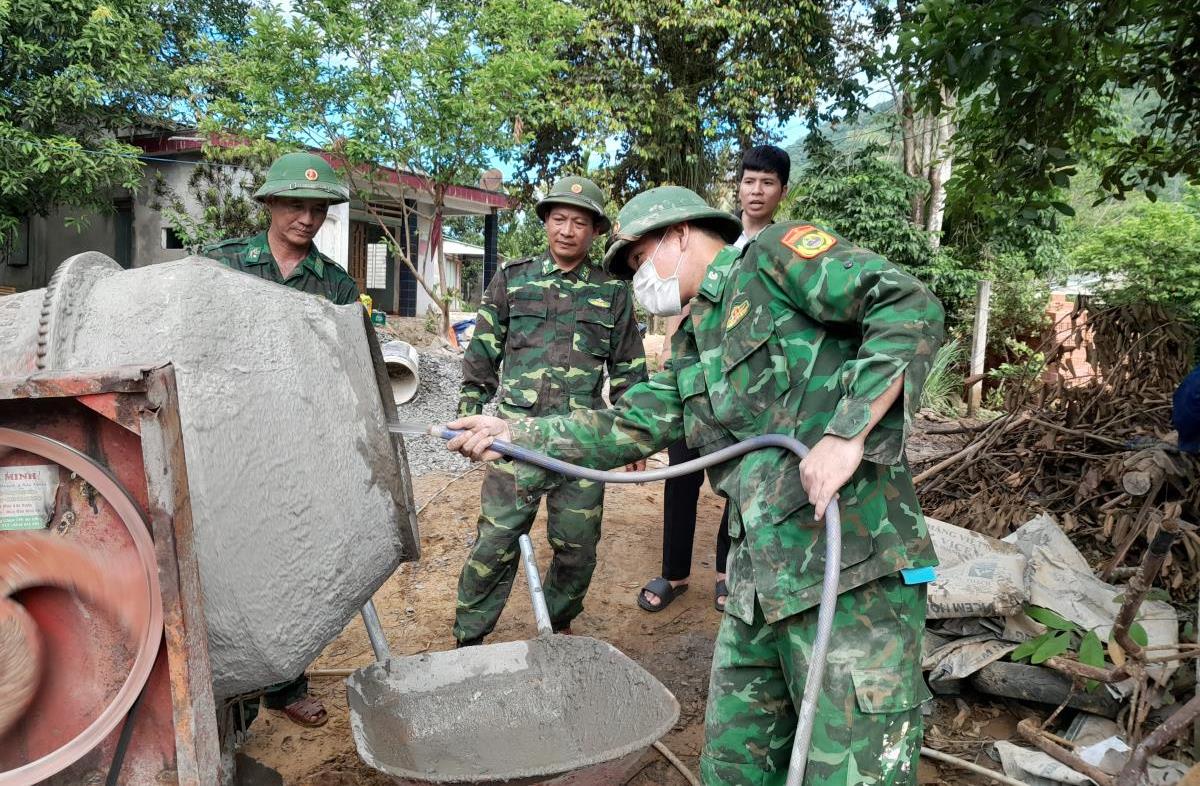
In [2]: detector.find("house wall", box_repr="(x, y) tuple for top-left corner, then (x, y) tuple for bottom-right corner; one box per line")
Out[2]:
(131, 159), (196, 267)
(1, 154), (503, 295)
(0, 206), (119, 291)
(314, 202), (350, 270)
(414, 215), (438, 315)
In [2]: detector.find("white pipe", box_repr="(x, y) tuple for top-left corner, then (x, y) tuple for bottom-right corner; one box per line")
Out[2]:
(382, 340), (420, 405)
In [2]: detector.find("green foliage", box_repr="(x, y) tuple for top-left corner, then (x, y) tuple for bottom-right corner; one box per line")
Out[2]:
(1011, 607), (1107, 682)
(987, 338), (1046, 408)
(901, 0), (1200, 210)
(1032, 632), (1072, 664)
(189, 0), (577, 185)
(1010, 606), (1155, 692)
(0, 0), (160, 239)
(186, 0), (577, 326)
(152, 150), (271, 250)
(1078, 630), (1105, 691)
(1067, 196), (1200, 319)
(924, 249), (1051, 361)
(920, 340), (963, 417)
(498, 212), (549, 262)
(786, 135), (934, 271)
(519, 0), (850, 201)
(0, 0), (257, 244)
(1026, 607), (1074, 631)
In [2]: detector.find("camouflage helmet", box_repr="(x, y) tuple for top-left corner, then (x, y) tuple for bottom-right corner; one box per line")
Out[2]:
(535, 176), (612, 234)
(603, 186), (741, 279)
(253, 152), (349, 204)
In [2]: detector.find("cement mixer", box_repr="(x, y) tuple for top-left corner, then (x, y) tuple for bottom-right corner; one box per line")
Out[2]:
(0, 251), (686, 786)
(0, 252), (419, 784)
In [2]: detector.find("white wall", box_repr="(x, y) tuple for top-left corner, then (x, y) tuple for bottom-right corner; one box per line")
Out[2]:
(132, 160), (195, 267)
(314, 201), (349, 270)
(415, 214), (437, 315)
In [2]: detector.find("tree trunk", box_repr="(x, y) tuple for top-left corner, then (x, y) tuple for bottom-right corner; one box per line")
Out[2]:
(899, 89), (925, 228)
(432, 188), (451, 339)
(924, 86), (956, 249)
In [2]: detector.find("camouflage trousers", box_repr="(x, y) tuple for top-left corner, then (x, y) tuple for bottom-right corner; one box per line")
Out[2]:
(700, 574), (929, 786)
(453, 459), (605, 643)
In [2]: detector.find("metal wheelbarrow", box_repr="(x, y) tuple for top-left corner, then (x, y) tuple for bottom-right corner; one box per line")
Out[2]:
(346, 535), (680, 785)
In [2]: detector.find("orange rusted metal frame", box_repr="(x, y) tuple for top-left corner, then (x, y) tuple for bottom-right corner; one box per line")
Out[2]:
(0, 364), (220, 785)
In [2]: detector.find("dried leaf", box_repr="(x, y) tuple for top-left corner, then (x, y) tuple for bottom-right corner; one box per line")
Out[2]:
(1109, 637), (1126, 668)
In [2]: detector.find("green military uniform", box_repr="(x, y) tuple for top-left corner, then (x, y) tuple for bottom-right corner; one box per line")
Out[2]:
(506, 188), (944, 784)
(454, 250), (647, 642)
(202, 231), (360, 305)
(209, 152), (357, 733)
(202, 152), (360, 307)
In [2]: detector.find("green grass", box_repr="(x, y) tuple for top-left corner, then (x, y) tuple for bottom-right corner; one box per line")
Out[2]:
(920, 340), (965, 417)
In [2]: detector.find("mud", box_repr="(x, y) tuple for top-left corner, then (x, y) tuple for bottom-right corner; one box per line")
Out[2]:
(346, 635), (678, 784)
(0, 252), (419, 697)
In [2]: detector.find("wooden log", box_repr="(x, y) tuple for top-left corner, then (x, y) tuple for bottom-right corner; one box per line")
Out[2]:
(967, 280), (992, 417)
(969, 661), (1122, 718)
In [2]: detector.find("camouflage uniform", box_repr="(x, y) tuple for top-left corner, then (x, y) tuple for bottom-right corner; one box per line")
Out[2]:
(508, 206), (944, 784)
(207, 152), (357, 732)
(454, 252), (646, 641)
(202, 231), (361, 306)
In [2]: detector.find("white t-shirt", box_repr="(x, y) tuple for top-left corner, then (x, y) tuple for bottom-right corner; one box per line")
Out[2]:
(733, 221), (771, 249)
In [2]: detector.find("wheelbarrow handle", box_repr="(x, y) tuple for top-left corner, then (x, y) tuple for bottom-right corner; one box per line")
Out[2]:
(518, 534), (553, 636)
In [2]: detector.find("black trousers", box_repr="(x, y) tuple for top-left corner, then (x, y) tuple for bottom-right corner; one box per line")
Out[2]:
(662, 440), (730, 581)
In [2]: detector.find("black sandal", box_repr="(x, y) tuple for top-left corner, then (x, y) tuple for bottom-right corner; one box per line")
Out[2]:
(636, 576), (688, 612)
(714, 579), (728, 612)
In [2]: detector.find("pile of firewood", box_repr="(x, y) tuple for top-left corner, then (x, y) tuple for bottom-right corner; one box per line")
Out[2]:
(915, 304), (1200, 601)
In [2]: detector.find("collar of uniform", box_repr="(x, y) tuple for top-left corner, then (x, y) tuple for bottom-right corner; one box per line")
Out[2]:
(244, 232), (326, 277)
(698, 245), (740, 302)
(541, 252), (591, 282)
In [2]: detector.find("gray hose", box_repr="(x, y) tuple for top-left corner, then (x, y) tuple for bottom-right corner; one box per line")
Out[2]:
(428, 426), (841, 786)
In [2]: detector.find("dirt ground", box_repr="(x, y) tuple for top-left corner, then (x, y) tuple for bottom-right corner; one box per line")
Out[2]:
(243, 439), (1009, 785)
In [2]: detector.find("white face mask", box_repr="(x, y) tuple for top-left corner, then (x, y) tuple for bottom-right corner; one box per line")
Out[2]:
(632, 235), (684, 316)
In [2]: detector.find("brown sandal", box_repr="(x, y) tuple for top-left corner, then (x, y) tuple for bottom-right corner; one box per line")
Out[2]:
(282, 695), (327, 727)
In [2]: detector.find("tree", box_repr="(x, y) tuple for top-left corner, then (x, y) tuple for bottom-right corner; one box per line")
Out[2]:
(786, 135), (934, 271)
(151, 149), (271, 250)
(1068, 195), (1200, 320)
(900, 0), (1200, 210)
(0, 0), (257, 252)
(186, 0), (578, 333)
(518, 0), (854, 202)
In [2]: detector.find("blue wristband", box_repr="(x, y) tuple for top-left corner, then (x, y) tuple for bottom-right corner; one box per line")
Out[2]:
(900, 566), (936, 585)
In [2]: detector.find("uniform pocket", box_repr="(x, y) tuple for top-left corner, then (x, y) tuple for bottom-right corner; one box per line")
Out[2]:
(677, 364), (728, 450)
(851, 668), (932, 714)
(508, 294), (548, 350)
(713, 306), (788, 424)
(500, 385), (539, 411)
(573, 308), (614, 358)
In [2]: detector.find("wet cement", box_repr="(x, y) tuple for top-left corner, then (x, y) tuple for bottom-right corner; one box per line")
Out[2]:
(346, 635), (679, 785)
(0, 253), (419, 697)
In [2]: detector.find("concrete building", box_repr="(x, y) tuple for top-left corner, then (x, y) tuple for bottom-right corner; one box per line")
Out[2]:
(0, 131), (513, 316)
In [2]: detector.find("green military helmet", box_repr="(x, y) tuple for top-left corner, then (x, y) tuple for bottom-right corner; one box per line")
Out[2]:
(535, 176), (612, 234)
(603, 186), (741, 279)
(253, 152), (350, 204)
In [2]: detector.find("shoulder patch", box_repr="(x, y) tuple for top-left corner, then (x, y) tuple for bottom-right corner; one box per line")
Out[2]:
(781, 225), (837, 259)
(502, 256), (535, 270)
(725, 297), (751, 330)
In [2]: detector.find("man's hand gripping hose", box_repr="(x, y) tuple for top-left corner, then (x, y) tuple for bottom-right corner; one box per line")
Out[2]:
(390, 420), (841, 786)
